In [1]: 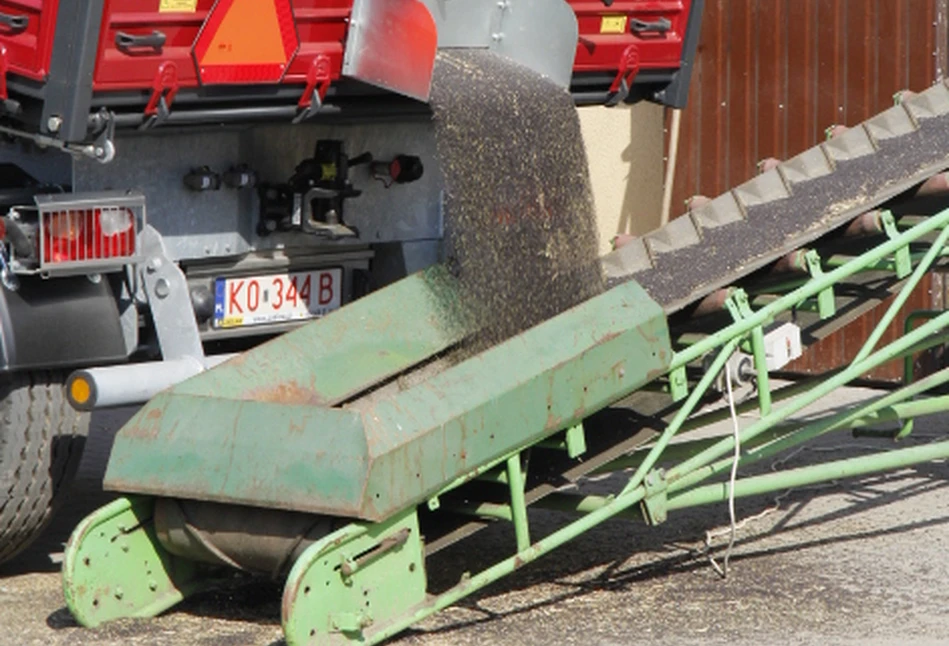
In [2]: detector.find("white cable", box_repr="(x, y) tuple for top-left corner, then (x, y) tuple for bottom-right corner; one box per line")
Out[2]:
(698, 396), (948, 576)
(707, 364), (742, 578)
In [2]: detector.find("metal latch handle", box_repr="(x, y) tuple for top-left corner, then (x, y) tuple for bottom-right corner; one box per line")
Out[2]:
(116, 30), (167, 52)
(339, 528), (411, 578)
(0, 12), (28, 33)
(630, 17), (672, 34)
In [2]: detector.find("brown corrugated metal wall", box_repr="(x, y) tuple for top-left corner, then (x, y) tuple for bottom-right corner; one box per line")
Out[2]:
(668, 1), (949, 380)
(672, 0), (947, 208)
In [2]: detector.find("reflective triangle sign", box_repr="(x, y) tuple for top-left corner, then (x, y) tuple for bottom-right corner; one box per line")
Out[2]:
(193, 0), (299, 84)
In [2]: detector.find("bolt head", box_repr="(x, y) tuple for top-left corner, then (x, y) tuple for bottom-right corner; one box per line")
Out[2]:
(154, 278), (170, 299)
(46, 116), (63, 133)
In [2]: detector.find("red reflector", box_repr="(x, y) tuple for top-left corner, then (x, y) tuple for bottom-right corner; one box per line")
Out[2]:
(43, 208), (136, 265)
(193, 0), (299, 85)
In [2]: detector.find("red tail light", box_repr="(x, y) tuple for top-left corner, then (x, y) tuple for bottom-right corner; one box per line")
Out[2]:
(42, 207), (136, 265)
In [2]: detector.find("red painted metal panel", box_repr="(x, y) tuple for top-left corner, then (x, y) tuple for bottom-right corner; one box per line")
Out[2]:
(94, 0), (215, 89)
(1, 1), (691, 101)
(569, 0), (693, 74)
(92, 0), (352, 91)
(0, 0), (57, 80)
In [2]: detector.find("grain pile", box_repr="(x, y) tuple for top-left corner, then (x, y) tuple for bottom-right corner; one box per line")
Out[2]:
(430, 50), (604, 350)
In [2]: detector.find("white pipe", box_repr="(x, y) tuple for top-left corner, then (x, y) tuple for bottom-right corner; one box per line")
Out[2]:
(660, 107), (683, 227)
(67, 354), (238, 411)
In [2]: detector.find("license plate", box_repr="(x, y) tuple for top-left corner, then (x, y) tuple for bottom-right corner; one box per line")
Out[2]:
(600, 15), (627, 34)
(213, 268), (342, 329)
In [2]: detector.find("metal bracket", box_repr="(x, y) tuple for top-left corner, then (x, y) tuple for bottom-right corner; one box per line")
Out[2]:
(803, 250), (836, 319)
(0, 112), (114, 162)
(881, 211), (912, 279)
(640, 469), (668, 525)
(331, 610), (373, 634)
(606, 45), (640, 107)
(340, 527), (411, 579)
(138, 226), (205, 362)
(537, 423), (588, 458)
(294, 54), (332, 124)
(297, 187), (359, 239)
(669, 365), (688, 401)
(724, 288), (754, 322)
(564, 424), (587, 459)
(725, 289), (773, 414)
(89, 111), (116, 163)
(142, 62), (179, 129)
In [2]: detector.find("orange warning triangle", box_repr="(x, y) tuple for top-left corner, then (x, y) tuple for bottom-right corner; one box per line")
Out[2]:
(201, 0), (287, 66)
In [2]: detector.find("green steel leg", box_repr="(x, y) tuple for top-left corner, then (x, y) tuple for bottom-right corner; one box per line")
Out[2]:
(63, 497), (213, 627)
(899, 310), (944, 439)
(669, 365), (689, 401)
(506, 454), (531, 552)
(803, 250), (836, 319)
(564, 423), (587, 458)
(536, 423), (587, 458)
(881, 211), (913, 279)
(725, 290), (772, 415)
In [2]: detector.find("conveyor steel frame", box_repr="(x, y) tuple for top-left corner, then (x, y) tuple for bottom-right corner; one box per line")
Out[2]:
(64, 207), (949, 645)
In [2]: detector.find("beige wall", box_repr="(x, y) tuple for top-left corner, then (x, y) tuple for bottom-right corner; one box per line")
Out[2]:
(578, 102), (664, 255)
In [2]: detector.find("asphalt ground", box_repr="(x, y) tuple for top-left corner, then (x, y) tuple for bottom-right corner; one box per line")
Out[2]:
(3, 388), (949, 646)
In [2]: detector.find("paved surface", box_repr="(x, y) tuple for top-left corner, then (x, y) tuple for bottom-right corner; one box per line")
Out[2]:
(3, 390), (949, 646)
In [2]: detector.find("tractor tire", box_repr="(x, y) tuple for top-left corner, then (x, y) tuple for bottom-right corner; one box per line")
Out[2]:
(0, 372), (89, 565)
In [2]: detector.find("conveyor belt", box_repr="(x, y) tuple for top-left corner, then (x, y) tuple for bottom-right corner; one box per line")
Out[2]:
(603, 82), (949, 313)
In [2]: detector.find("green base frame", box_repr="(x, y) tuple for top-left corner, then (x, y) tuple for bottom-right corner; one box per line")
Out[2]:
(63, 206), (949, 644)
(63, 497), (215, 627)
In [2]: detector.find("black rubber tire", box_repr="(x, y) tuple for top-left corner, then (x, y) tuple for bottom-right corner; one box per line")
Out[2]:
(0, 372), (89, 565)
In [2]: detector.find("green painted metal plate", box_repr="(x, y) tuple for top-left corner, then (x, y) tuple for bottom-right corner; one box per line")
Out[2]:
(104, 275), (671, 521)
(62, 497), (212, 627)
(173, 265), (467, 406)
